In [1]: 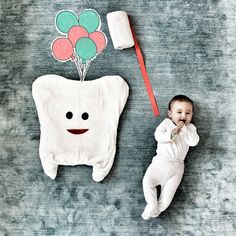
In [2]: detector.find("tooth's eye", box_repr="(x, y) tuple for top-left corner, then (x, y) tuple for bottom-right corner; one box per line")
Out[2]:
(81, 112), (89, 120)
(66, 111), (73, 119)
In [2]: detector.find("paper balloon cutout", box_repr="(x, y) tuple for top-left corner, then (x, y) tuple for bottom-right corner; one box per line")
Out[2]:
(89, 31), (107, 53)
(78, 9), (100, 33)
(52, 9), (107, 81)
(56, 10), (78, 34)
(68, 25), (89, 47)
(52, 38), (74, 61)
(75, 38), (97, 62)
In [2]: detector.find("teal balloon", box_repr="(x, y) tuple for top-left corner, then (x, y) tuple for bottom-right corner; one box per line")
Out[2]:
(79, 9), (100, 33)
(56, 11), (78, 34)
(75, 38), (97, 62)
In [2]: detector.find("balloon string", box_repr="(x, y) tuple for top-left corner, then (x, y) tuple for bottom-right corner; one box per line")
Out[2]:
(74, 58), (83, 81)
(77, 59), (85, 81)
(81, 62), (85, 81)
(82, 60), (91, 81)
(129, 18), (160, 117)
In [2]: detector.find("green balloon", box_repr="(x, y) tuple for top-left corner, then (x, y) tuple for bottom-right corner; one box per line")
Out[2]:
(79, 9), (100, 33)
(56, 10), (78, 34)
(75, 38), (97, 62)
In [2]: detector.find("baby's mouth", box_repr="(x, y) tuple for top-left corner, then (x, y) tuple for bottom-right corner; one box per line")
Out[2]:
(67, 129), (89, 135)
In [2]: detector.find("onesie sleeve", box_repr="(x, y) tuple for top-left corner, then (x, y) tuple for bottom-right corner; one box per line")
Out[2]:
(154, 119), (172, 143)
(181, 124), (200, 146)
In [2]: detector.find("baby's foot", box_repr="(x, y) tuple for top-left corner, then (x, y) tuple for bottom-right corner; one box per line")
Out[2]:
(142, 211), (151, 220)
(152, 210), (160, 218)
(142, 204), (160, 220)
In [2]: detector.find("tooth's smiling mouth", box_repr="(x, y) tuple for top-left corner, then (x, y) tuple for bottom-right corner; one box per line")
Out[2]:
(67, 129), (89, 135)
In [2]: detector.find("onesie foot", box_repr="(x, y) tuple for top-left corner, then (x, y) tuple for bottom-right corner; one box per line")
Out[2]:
(142, 204), (160, 220)
(142, 211), (151, 220)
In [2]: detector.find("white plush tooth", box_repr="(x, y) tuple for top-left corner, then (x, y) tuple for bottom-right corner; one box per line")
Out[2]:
(32, 75), (129, 181)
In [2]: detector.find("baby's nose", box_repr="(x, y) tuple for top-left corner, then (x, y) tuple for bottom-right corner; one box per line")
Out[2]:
(181, 114), (186, 119)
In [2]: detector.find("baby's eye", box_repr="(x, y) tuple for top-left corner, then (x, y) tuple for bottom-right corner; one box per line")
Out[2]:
(66, 111), (73, 119)
(81, 112), (89, 120)
(177, 112), (182, 114)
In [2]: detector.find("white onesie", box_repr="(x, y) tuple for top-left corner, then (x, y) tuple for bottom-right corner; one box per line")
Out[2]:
(142, 118), (199, 219)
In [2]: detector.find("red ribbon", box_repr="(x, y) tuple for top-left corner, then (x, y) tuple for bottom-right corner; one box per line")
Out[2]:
(130, 20), (160, 117)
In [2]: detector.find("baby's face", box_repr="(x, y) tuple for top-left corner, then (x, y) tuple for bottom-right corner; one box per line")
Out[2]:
(168, 101), (193, 125)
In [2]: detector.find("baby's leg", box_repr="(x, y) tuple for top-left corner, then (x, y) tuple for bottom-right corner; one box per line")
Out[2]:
(158, 169), (184, 213)
(142, 163), (161, 219)
(143, 168), (159, 207)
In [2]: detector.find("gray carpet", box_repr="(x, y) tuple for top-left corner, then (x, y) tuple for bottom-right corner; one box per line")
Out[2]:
(0, 0), (235, 235)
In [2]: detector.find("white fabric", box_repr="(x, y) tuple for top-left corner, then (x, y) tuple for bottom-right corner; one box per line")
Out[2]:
(107, 11), (134, 50)
(32, 75), (129, 182)
(142, 118), (199, 219)
(154, 118), (200, 162)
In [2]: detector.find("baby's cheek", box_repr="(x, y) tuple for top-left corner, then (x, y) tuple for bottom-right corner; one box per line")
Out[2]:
(186, 118), (192, 124)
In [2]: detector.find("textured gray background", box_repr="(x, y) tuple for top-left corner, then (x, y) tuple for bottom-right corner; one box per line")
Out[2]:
(0, 0), (235, 235)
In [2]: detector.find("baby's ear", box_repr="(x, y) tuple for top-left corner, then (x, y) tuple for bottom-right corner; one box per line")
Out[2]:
(168, 110), (172, 118)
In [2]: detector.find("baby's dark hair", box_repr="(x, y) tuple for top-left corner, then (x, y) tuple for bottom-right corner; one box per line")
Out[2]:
(168, 95), (194, 111)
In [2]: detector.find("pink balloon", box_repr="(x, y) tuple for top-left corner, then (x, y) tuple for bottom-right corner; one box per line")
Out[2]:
(52, 38), (74, 61)
(68, 26), (89, 47)
(89, 31), (107, 53)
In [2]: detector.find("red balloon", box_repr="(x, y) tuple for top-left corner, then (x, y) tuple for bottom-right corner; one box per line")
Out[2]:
(89, 31), (107, 53)
(68, 25), (89, 47)
(52, 38), (74, 61)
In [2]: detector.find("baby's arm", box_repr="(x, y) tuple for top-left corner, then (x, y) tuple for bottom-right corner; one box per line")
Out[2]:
(154, 119), (172, 143)
(181, 124), (200, 146)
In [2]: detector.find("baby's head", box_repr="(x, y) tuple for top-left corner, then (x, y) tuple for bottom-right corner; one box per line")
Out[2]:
(168, 95), (194, 125)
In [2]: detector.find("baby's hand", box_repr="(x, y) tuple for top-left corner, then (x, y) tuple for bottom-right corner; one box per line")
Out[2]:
(176, 120), (185, 129)
(172, 127), (181, 135)
(173, 121), (185, 133)
(171, 121), (185, 140)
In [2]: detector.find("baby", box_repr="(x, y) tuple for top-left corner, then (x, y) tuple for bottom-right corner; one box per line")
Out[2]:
(142, 95), (199, 220)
